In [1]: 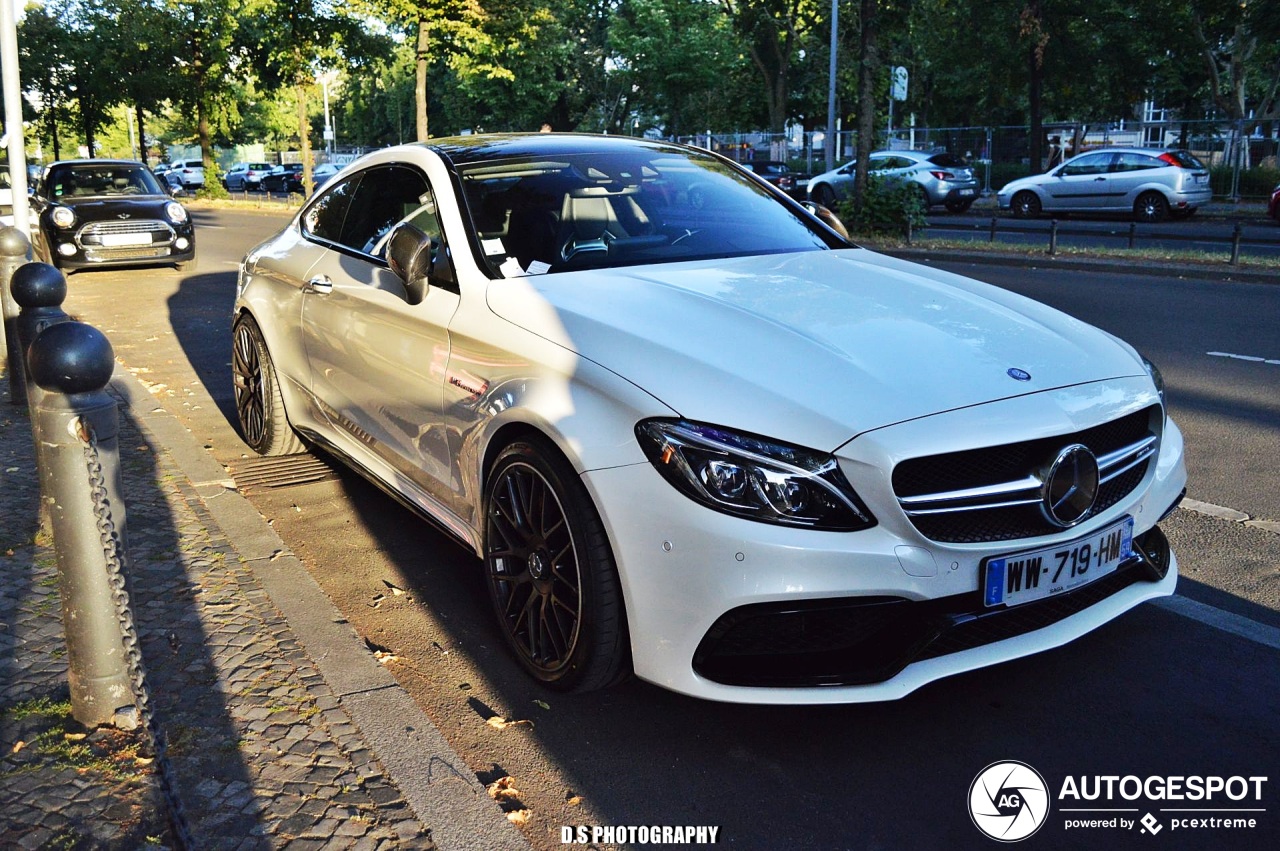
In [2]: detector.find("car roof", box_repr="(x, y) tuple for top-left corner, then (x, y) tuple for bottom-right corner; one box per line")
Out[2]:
(49, 159), (148, 168)
(426, 132), (702, 170)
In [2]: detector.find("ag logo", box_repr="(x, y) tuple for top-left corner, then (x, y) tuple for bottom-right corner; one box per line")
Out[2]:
(969, 761), (1050, 842)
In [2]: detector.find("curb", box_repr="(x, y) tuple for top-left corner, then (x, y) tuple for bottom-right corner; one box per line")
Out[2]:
(109, 368), (531, 851)
(875, 246), (1280, 285)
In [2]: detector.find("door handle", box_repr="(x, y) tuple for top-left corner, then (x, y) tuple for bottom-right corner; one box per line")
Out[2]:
(1093, 177), (1106, 181)
(305, 275), (333, 294)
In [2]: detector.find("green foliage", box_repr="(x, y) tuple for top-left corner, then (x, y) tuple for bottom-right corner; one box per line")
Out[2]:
(1208, 165), (1280, 199)
(836, 176), (928, 237)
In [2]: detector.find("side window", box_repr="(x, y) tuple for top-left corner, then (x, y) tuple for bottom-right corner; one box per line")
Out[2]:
(303, 175), (360, 243)
(1114, 153), (1158, 172)
(338, 165), (440, 257)
(1062, 154), (1112, 176)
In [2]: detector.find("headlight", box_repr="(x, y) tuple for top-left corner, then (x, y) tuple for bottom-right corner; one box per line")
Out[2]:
(51, 206), (75, 228)
(1141, 354), (1165, 404)
(636, 419), (875, 531)
(165, 202), (188, 224)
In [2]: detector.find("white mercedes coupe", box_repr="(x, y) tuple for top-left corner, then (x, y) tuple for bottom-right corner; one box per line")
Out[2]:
(232, 134), (1186, 704)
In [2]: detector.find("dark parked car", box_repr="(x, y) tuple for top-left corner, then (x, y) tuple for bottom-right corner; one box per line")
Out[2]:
(741, 159), (809, 200)
(31, 159), (196, 272)
(261, 164), (305, 194)
(1269, 182), (1280, 223)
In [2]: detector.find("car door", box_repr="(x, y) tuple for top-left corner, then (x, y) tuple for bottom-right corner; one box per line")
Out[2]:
(1049, 152), (1117, 210)
(299, 162), (462, 507)
(1108, 151), (1163, 209)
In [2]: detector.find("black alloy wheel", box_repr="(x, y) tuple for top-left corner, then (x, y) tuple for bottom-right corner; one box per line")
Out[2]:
(945, 197), (974, 213)
(231, 316), (305, 456)
(1134, 191), (1168, 223)
(1011, 190), (1042, 218)
(812, 183), (838, 208)
(484, 439), (629, 691)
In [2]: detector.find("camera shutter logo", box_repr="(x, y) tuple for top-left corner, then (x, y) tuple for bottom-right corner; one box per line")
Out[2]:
(969, 761), (1050, 842)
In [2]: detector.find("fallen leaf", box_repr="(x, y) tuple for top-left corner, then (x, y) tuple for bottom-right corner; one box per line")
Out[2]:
(135, 756), (155, 767)
(534, 700), (550, 710)
(506, 810), (531, 826)
(64, 732), (87, 741)
(12, 741), (25, 754)
(566, 795), (583, 807)
(487, 776), (521, 801)
(486, 716), (533, 731)
(458, 683), (472, 691)
(382, 579), (406, 596)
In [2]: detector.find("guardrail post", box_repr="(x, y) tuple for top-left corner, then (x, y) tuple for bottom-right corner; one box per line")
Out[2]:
(11, 262), (70, 408)
(1048, 219), (1059, 256)
(1229, 223), (1242, 266)
(0, 226), (33, 402)
(1128, 223), (1136, 250)
(989, 216), (998, 243)
(28, 320), (137, 728)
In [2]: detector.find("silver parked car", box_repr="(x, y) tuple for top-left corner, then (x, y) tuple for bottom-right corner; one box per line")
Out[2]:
(998, 147), (1211, 222)
(807, 150), (980, 212)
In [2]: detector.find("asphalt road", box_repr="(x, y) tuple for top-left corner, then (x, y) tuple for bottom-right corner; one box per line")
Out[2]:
(925, 211), (1280, 260)
(56, 208), (1280, 850)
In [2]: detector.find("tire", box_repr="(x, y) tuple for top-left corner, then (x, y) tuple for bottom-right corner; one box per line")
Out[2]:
(1011, 190), (1042, 218)
(812, 183), (838, 208)
(945, 198), (974, 214)
(1134, 191), (1168, 223)
(483, 437), (630, 692)
(231, 315), (305, 456)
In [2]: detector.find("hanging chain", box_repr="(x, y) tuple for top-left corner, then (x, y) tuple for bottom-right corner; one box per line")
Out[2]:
(78, 417), (196, 851)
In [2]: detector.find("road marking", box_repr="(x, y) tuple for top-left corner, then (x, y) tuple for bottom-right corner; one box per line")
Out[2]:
(1154, 595), (1280, 652)
(1207, 351), (1280, 365)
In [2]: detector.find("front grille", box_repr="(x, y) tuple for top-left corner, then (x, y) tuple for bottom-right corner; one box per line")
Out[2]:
(83, 246), (172, 261)
(77, 219), (175, 247)
(893, 407), (1158, 543)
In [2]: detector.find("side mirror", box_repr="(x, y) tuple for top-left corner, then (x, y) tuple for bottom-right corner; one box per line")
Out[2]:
(387, 222), (434, 305)
(801, 201), (851, 240)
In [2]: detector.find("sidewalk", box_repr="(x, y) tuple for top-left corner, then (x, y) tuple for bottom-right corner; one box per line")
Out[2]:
(1, 367), (528, 849)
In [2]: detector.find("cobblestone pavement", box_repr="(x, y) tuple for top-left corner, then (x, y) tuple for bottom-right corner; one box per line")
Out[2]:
(1, 381), (434, 850)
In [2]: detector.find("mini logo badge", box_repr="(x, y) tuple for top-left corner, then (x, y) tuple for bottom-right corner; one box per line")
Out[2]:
(969, 761), (1050, 842)
(117, 213), (131, 219)
(1007, 368), (1032, 381)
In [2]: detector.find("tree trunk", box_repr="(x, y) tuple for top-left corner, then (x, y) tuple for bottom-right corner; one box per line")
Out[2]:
(853, 0), (879, 209)
(135, 104), (147, 163)
(416, 18), (429, 141)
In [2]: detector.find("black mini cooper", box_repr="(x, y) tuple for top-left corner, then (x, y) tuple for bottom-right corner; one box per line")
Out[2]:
(31, 159), (196, 272)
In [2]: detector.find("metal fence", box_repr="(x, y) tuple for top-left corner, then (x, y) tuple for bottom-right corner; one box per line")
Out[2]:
(675, 119), (1280, 201)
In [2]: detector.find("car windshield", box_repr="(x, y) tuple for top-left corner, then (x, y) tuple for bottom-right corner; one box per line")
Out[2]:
(456, 147), (841, 277)
(45, 164), (165, 198)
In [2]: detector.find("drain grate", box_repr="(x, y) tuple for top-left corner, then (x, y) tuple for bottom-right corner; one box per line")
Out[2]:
(231, 453), (341, 493)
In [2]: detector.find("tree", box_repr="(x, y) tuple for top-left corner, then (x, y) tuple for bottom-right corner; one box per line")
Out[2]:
(164, 1), (245, 179)
(718, 0), (823, 133)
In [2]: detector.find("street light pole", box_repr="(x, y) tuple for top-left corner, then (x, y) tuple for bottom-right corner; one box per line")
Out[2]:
(825, 0), (838, 172)
(1, 0), (31, 238)
(318, 71), (339, 158)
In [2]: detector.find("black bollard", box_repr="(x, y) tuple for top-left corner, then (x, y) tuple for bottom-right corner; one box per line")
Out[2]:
(0, 227), (34, 400)
(28, 320), (136, 727)
(11, 262), (70, 408)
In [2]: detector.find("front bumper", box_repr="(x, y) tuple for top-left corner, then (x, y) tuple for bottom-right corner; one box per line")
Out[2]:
(46, 224), (196, 270)
(582, 383), (1185, 704)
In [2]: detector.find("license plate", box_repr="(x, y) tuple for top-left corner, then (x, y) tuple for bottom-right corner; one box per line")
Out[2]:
(100, 232), (153, 247)
(957, 188), (975, 196)
(982, 517), (1134, 608)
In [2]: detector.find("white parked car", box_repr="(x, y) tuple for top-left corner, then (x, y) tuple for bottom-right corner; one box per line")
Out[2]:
(232, 135), (1186, 704)
(166, 159), (206, 188)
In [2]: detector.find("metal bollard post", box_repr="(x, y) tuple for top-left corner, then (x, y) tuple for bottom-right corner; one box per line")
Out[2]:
(11, 262), (70, 408)
(1229, 223), (1242, 266)
(1128, 222), (1136, 250)
(989, 216), (998, 243)
(0, 226), (34, 401)
(28, 321), (136, 727)
(1048, 219), (1059, 256)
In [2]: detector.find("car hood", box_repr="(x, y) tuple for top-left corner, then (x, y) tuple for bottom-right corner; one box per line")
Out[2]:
(486, 249), (1147, 451)
(57, 195), (173, 214)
